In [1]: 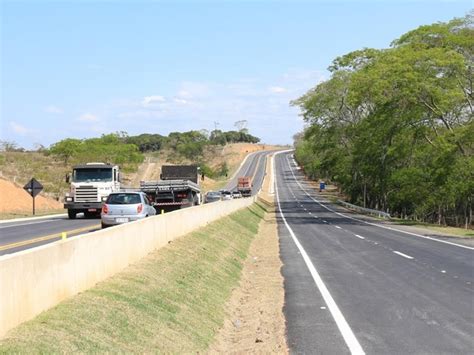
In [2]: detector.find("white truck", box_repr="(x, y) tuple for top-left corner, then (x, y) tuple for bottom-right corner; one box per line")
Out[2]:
(64, 162), (121, 219)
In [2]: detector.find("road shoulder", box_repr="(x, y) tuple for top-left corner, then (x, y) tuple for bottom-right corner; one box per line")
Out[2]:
(210, 208), (288, 353)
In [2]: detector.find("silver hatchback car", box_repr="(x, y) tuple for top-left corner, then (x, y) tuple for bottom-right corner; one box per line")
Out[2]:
(101, 192), (156, 228)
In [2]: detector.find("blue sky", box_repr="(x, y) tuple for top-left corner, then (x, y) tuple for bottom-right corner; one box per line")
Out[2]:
(1, 0), (471, 149)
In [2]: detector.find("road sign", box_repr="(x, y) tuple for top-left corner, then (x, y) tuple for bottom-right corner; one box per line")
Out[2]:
(23, 178), (43, 197)
(319, 181), (326, 192)
(23, 178), (43, 215)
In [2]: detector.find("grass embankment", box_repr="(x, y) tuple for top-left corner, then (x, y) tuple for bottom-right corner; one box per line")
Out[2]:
(390, 219), (474, 238)
(0, 204), (265, 353)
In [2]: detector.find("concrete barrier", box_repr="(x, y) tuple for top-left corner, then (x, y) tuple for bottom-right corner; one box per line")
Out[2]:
(0, 197), (255, 338)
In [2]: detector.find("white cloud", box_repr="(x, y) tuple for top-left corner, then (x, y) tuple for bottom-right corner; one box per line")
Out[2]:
(44, 105), (64, 114)
(174, 98), (188, 104)
(269, 86), (287, 94)
(78, 113), (99, 122)
(142, 95), (166, 106)
(9, 121), (30, 135)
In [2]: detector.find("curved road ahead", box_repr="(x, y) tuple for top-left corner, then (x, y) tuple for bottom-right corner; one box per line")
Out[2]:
(0, 150), (272, 256)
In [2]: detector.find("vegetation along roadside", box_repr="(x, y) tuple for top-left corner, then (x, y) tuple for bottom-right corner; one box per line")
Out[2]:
(0, 204), (265, 353)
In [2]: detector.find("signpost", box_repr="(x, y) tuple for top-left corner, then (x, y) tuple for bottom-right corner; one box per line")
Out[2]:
(23, 178), (43, 215)
(319, 181), (326, 192)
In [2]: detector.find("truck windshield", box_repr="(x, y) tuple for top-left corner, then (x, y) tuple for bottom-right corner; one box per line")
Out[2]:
(73, 168), (113, 182)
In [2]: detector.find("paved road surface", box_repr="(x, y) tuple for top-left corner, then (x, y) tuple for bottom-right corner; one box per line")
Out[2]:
(275, 151), (473, 354)
(0, 150), (272, 256)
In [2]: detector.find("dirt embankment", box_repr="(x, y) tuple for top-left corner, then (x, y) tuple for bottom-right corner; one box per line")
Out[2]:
(0, 179), (62, 213)
(125, 143), (285, 192)
(210, 210), (288, 353)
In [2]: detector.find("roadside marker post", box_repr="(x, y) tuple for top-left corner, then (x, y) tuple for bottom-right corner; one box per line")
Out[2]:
(61, 232), (67, 240)
(161, 209), (164, 215)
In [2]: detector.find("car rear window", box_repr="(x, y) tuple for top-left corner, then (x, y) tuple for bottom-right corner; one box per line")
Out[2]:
(107, 193), (141, 205)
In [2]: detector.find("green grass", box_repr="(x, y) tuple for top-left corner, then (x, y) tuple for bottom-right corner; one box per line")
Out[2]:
(391, 219), (474, 238)
(0, 204), (265, 353)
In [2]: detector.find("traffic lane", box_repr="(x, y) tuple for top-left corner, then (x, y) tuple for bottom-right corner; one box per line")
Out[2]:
(0, 216), (100, 250)
(0, 224), (101, 256)
(278, 199), (474, 353)
(278, 214), (350, 354)
(224, 151), (260, 191)
(0, 215), (65, 228)
(284, 156), (474, 284)
(225, 151), (267, 191)
(251, 152), (268, 195)
(276, 153), (474, 353)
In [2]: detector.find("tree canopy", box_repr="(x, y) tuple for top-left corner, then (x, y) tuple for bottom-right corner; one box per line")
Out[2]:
(292, 14), (473, 227)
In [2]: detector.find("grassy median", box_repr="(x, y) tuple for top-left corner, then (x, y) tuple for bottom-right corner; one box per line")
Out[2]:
(0, 204), (265, 353)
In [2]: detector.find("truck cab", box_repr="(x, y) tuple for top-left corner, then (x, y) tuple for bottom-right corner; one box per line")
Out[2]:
(64, 163), (121, 219)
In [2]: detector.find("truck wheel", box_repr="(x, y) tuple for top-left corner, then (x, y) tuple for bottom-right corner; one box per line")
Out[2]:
(68, 210), (77, 219)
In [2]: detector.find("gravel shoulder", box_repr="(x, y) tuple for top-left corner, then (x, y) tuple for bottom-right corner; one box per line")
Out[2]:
(210, 208), (288, 354)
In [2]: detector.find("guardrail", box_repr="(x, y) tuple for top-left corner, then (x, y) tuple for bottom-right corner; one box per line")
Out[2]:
(0, 197), (256, 338)
(337, 200), (391, 219)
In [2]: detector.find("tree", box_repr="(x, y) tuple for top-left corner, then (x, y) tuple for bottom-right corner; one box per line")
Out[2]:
(49, 138), (82, 164)
(292, 14), (473, 226)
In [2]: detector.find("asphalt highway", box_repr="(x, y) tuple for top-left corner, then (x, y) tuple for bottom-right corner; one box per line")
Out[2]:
(224, 149), (270, 194)
(0, 150), (271, 256)
(275, 151), (473, 354)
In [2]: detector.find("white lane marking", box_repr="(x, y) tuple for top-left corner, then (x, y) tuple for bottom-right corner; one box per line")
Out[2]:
(323, 220), (327, 223)
(441, 270), (446, 273)
(354, 234), (365, 240)
(0, 219), (55, 229)
(274, 152), (365, 355)
(309, 212), (312, 215)
(284, 155), (474, 251)
(393, 251), (414, 260)
(335, 226), (342, 229)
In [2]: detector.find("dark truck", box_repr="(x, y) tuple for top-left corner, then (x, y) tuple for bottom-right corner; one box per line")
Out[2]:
(140, 165), (201, 212)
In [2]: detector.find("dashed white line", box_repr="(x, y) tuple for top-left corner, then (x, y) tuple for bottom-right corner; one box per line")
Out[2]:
(393, 251), (414, 260)
(354, 234), (365, 240)
(335, 226), (342, 229)
(284, 154), (474, 251)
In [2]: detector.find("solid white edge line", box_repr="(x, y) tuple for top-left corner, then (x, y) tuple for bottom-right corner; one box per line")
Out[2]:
(393, 251), (414, 260)
(0, 213), (67, 225)
(0, 219), (56, 229)
(274, 151), (365, 355)
(284, 154), (474, 251)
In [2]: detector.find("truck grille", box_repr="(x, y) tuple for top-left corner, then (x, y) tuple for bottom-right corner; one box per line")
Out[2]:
(75, 186), (98, 202)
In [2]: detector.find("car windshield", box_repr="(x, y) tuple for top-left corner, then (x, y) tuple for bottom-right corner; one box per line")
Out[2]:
(73, 168), (113, 182)
(207, 192), (220, 196)
(107, 193), (141, 205)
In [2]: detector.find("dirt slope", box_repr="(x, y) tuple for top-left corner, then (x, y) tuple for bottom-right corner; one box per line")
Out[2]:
(0, 179), (62, 212)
